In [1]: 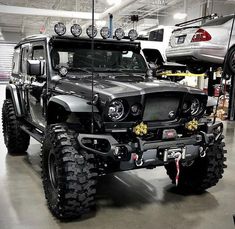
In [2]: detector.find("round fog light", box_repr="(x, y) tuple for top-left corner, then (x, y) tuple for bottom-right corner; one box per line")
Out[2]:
(71, 24), (82, 37)
(86, 25), (98, 38)
(128, 29), (138, 41)
(54, 22), (66, 36)
(100, 27), (110, 39)
(131, 104), (141, 116)
(115, 28), (125, 40)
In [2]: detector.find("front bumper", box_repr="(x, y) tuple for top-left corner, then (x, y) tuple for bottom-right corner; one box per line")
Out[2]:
(77, 121), (223, 167)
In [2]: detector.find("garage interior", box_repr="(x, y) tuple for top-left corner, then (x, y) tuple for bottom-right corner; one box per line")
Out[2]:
(0, 0), (235, 228)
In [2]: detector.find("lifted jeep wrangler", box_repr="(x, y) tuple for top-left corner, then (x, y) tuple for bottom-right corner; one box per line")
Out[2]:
(2, 34), (226, 219)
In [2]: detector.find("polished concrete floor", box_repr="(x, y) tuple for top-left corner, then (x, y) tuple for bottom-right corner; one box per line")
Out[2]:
(0, 85), (234, 229)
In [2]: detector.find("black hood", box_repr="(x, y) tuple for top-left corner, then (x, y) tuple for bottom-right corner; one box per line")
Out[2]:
(54, 74), (205, 100)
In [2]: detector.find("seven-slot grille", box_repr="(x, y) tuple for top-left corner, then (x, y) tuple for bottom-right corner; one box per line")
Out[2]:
(143, 93), (181, 121)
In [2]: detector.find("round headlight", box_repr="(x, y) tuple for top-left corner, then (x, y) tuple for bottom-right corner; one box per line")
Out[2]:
(71, 24), (82, 37)
(191, 98), (200, 115)
(115, 28), (125, 40)
(128, 29), (138, 41)
(54, 22), (66, 36)
(100, 27), (110, 39)
(108, 99), (125, 121)
(86, 25), (98, 38)
(131, 103), (142, 116)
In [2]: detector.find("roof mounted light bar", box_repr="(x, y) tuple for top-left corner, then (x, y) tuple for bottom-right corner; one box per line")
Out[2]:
(54, 22), (138, 41)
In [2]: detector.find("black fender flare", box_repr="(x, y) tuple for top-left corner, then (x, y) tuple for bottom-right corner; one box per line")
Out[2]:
(5, 84), (22, 117)
(48, 95), (99, 113)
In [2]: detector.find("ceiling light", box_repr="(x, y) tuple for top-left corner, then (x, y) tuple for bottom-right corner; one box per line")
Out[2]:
(106, 0), (121, 6)
(173, 13), (187, 20)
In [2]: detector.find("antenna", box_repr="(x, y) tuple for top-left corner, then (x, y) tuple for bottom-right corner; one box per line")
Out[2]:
(91, 0), (95, 133)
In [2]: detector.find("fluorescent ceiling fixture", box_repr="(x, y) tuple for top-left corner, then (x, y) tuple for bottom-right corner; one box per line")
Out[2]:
(106, 0), (121, 6)
(173, 13), (187, 20)
(96, 20), (106, 27)
(0, 5), (100, 19)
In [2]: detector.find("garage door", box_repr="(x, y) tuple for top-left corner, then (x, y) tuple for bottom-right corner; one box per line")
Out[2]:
(0, 42), (16, 82)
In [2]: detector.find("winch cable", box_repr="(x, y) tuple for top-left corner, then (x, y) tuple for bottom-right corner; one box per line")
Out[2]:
(91, 0), (95, 133)
(174, 152), (182, 186)
(213, 12), (235, 124)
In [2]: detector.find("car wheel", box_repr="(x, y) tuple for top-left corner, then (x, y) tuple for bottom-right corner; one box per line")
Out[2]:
(165, 136), (226, 193)
(187, 64), (208, 74)
(41, 124), (97, 219)
(2, 99), (30, 154)
(226, 46), (235, 74)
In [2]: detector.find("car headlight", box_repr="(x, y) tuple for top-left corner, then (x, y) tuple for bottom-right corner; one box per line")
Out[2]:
(191, 98), (200, 115)
(108, 99), (127, 121)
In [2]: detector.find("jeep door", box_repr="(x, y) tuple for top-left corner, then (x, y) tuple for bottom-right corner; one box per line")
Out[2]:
(23, 42), (47, 127)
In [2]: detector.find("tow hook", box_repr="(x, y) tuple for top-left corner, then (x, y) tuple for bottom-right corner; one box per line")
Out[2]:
(134, 154), (144, 167)
(174, 152), (182, 186)
(199, 146), (207, 158)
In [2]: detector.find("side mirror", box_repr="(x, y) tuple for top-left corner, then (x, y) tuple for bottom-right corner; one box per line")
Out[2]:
(27, 60), (44, 76)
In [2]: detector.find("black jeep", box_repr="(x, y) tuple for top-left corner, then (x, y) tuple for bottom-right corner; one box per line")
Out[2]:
(2, 34), (226, 219)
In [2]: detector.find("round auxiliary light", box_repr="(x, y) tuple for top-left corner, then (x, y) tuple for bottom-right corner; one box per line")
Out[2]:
(86, 25), (98, 38)
(71, 24), (82, 37)
(115, 28), (125, 40)
(54, 22), (66, 36)
(128, 29), (138, 41)
(131, 103), (142, 116)
(100, 27), (110, 39)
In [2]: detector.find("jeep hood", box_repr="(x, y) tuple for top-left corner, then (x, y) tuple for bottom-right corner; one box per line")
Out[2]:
(55, 76), (205, 100)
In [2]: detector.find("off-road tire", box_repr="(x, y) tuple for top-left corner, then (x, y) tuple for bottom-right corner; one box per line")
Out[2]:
(41, 124), (97, 220)
(165, 136), (227, 193)
(2, 99), (30, 154)
(226, 46), (235, 75)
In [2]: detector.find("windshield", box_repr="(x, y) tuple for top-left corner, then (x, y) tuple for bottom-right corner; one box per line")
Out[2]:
(51, 47), (147, 73)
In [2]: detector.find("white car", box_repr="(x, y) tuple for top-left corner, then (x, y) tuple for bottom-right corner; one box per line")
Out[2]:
(166, 15), (235, 74)
(140, 26), (185, 70)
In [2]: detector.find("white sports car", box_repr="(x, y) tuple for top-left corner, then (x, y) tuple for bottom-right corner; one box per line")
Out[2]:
(166, 15), (235, 74)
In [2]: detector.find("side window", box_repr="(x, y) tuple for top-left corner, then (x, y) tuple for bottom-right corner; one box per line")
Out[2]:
(149, 29), (164, 41)
(32, 46), (45, 60)
(12, 48), (20, 74)
(20, 46), (29, 74)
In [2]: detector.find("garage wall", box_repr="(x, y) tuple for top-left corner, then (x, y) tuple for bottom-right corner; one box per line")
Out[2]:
(2, 32), (23, 43)
(0, 42), (16, 82)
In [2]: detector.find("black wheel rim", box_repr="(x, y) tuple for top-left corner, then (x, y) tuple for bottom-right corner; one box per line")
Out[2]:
(48, 150), (58, 191)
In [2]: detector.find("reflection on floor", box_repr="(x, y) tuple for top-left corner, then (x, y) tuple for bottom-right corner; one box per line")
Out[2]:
(0, 85), (234, 229)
